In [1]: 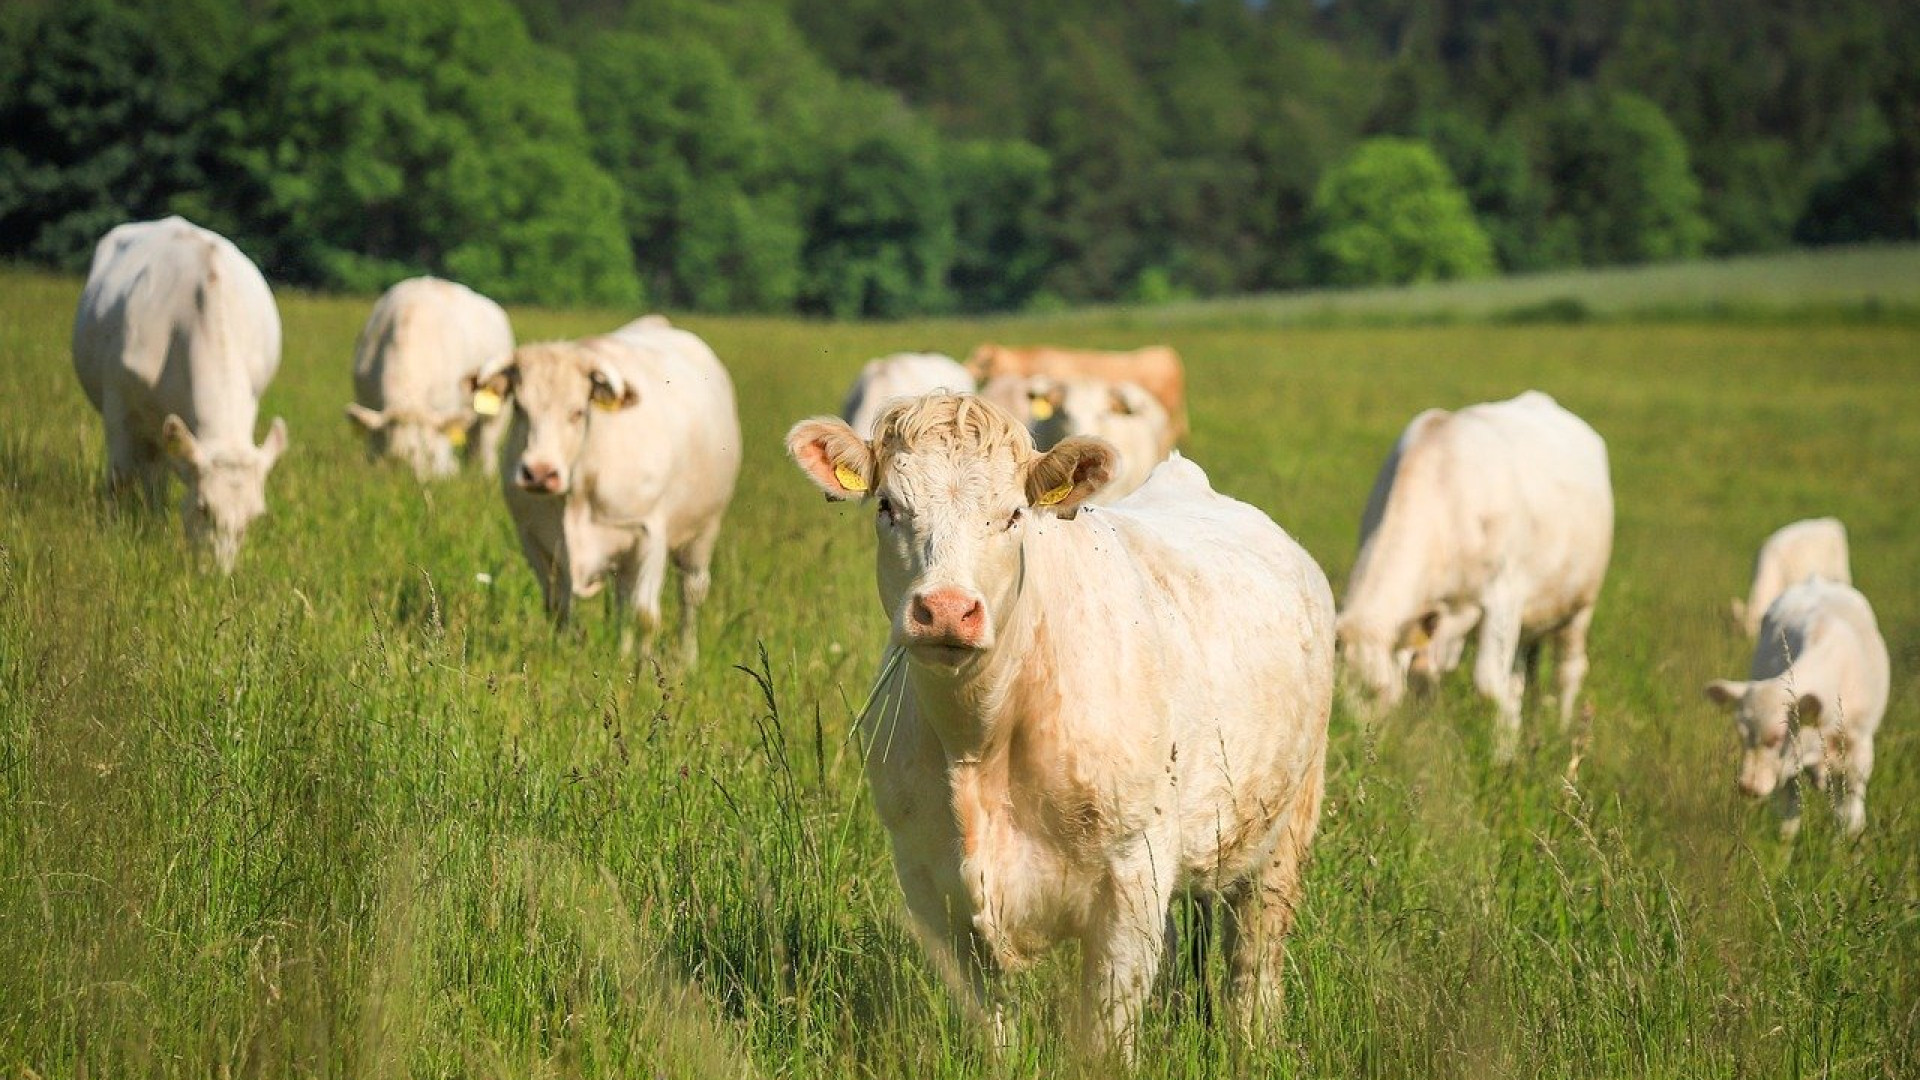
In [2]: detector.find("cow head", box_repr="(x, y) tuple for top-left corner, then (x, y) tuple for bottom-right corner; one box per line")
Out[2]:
(162, 414), (288, 574)
(1334, 609), (1437, 717)
(1704, 678), (1826, 798)
(345, 402), (474, 480)
(787, 393), (1115, 672)
(469, 340), (638, 496)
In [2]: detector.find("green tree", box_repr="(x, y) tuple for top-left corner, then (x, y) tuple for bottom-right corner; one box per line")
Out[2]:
(1531, 90), (1709, 264)
(209, 0), (638, 305)
(1309, 137), (1495, 287)
(943, 138), (1054, 313)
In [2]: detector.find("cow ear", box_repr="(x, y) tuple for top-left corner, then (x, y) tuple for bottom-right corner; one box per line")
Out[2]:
(345, 403), (388, 432)
(1027, 435), (1115, 514)
(1704, 680), (1747, 709)
(1401, 610), (1441, 649)
(787, 417), (874, 501)
(465, 364), (515, 417)
(258, 417), (289, 471)
(1794, 692), (1823, 727)
(161, 414), (203, 467)
(589, 365), (639, 411)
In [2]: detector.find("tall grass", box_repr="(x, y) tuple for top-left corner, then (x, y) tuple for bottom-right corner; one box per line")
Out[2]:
(2, 267), (1917, 1077)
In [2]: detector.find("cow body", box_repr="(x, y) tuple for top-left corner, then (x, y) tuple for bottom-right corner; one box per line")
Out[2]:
(787, 395), (1333, 1054)
(841, 352), (974, 438)
(481, 317), (741, 661)
(71, 216), (287, 571)
(983, 374), (1175, 501)
(1732, 517), (1851, 637)
(346, 276), (514, 480)
(1706, 578), (1888, 838)
(967, 343), (1188, 441)
(1337, 391), (1613, 761)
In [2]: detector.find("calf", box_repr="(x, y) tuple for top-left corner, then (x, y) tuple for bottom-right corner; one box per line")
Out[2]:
(786, 393), (1333, 1055)
(72, 216), (288, 572)
(1731, 517), (1851, 637)
(841, 352), (975, 438)
(474, 317), (741, 661)
(1706, 578), (1889, 838)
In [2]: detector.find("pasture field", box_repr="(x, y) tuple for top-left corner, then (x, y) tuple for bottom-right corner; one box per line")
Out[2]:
(3, 267), (1919, 1078)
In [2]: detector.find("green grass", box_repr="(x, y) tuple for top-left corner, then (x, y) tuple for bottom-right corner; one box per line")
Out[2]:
(3, 265), (1919, 1078)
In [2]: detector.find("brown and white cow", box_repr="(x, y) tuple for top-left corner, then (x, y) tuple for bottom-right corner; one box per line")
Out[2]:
(966, 343), (1188, 442)
(786, 393), (1333, 1056)
(72, 216), (287, 573)
(473, 316), (740, 661)
(345, 276), (514, 481)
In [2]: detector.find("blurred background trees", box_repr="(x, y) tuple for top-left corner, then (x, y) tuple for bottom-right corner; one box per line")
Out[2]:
(1, 0), (1914, 312)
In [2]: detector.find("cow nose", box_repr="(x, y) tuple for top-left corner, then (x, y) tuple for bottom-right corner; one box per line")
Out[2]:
(516, 460), (563, 493)
(910, 587), (986, 644)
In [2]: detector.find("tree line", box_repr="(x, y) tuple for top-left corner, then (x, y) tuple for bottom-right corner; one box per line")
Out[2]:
(2, 0), (1914, 316)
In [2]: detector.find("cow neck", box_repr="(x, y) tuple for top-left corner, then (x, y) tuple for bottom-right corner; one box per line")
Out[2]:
(907, 542), (1044, 769)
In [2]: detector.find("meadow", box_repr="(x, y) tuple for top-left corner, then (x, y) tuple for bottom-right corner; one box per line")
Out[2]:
(2, 260), (1918, 1078)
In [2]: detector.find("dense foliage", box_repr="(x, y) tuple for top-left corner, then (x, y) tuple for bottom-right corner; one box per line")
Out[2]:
(1, 0), (1915, 310)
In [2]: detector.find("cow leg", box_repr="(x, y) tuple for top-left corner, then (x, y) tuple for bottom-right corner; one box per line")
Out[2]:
(670, 520), (722, 666)
(1224, 744), (1324, 1036)
(619, 526), (668, 658)
(472, 412), (508, 477)
(517, 521), (570, 625)
(1837, 740), (1873, 837)
(1552, 604), (1595, 729)
(1773, 776), (1803, 841)
(1080, 848), (1174, 1059)
(1473, 598), (1526, 763)
(895, 863), (1004, 1047)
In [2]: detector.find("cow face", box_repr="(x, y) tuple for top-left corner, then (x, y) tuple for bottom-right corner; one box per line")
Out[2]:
(788, 393), (1115, 672)
(472, 342), (637, 496)
(1024, 376), (1153, 451)
(345, 403), (472, 480)
(1335, 610), (1436, 716)
(162, 414), (288, 573)
(1705, 679), (1826, 798)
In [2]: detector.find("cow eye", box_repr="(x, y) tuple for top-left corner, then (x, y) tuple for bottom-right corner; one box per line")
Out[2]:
(876, 496), (896, 526)
(1006, 507), (1024, 531)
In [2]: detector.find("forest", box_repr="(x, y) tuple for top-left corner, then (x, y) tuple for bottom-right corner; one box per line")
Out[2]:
(2, 0), (1915, 316)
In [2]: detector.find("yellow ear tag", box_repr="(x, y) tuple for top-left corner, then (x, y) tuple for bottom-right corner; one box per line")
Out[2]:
(1406, 622), (1432, 648)
(446, 424), (469, 450)
(592, 394), (622, 413)
(1037, 480), (1073, 506)
(834, 463), (869, 493)
(1029, 397), (1055, 421)
(472, 388), (502, 417)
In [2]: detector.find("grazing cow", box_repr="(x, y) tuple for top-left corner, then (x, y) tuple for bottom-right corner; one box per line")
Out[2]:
(1336, 391), (1613, 762)
(1705, 578), (1888, 838)
(1731, 518), (1851, 637)
(786, 393), (1334, 1056)
(473, 316), (740, 661)
(966, 343), (1189, 442)
(982, 374), (1176, 502)
(841, 352), (975, 438)
(71, 216), (288, 573)
(345, 277), (514, 480)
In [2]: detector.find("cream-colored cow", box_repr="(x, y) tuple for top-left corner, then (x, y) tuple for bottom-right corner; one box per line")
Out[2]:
(841, 352), (974, 438)
(1706, 577), (1888, 838)
(1731, 518), (1851, 637)
(786, 393), (1333, 1056)
(346, 277), (514, 480)
(474, 316), (740, 661)
(982, 374), (1175, 502)
(967, 343), (1188, 442)
(1337, 391), (1613, 762)
(72, 216), (287, 572)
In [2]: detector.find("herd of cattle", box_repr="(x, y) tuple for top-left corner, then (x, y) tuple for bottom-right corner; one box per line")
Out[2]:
(67, 216), (1893, 1053)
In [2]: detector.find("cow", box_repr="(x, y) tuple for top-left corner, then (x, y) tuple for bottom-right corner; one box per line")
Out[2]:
(966, 343), (1189, 442)
(71, 216), (288, 573)
(841, 352), (975, 438)
(472, 316), (741, 661)
(1705, 578), (1888, 839)
(981, 374), (1176, 502)
(1335, 391), (1613, 763)
(785, 392), (1334, 1057)
(345, 276), (514, 481)
(1730, 518), (1851, 637)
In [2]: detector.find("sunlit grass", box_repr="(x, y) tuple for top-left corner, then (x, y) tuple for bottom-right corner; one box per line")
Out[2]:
(2, 265), (1917, 1077)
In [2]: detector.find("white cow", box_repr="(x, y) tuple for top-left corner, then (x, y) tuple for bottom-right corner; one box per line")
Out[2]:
(474, 316), (740, 661)
(786, 393), (1334, 1056)
(1705, 578), (1888, 838)
(840, 352), (975, 438)
(1731, 518), (1851, 637)
(984, 374), (1176, 502)
(345, 277), (514, 480)
(1336, 391), (1613, 762)
(71, 216), (287, 572)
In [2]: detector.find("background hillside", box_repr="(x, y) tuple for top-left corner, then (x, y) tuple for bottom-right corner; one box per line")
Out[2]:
(3, 0), (1916, 316)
